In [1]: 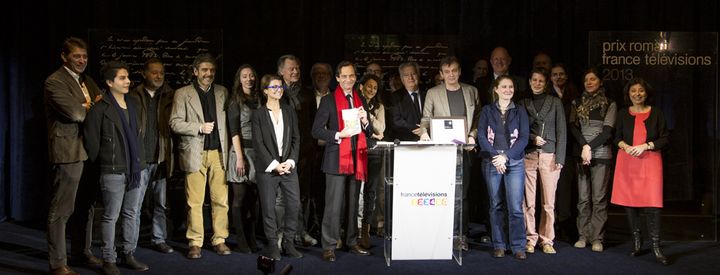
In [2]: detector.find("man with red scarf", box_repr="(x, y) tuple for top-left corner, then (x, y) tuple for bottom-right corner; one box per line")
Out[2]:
(312, 61), (374, 262)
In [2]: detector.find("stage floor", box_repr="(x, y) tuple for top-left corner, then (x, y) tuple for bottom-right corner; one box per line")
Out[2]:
(0, 222), (718, 275)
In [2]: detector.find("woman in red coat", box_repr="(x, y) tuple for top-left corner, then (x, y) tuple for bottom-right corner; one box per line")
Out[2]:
(611, 78), (669, 265)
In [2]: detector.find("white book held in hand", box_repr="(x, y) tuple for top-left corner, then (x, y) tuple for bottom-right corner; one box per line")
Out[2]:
(342, 108), (361, 133)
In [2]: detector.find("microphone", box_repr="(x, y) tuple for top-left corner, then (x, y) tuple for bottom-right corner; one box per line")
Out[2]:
(394, 139), (401, 146)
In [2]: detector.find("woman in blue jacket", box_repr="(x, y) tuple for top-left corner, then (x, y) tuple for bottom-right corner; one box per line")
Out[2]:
(477, 75), (529, 260)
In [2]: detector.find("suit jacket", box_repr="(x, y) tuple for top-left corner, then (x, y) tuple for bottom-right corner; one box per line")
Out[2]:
(129, 83), (175, 175)
(251, 103), (300, 172)
(422, 83), (481, 140)
(311, 92), (374, 174)
(389, 88), (426, 141)
(169, 83), (228, 173)
(44, 67), (101, 164)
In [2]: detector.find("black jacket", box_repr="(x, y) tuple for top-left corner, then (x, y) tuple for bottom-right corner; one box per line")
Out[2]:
(84, 94), (146, 174)
(389, 88), (426, 141)
(614, 106), (669, 150)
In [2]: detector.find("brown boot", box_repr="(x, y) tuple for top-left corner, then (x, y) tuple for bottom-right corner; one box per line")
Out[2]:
(359, 223), (371, 249)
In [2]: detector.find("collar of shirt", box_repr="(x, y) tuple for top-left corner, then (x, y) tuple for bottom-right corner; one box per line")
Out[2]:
(145, 88), (157, 98)
(493, 72), (506, 79)
(63, 66), (81, 83)
(494, 100), (517, 110)
(407, 90), (419, 96)
(315, 89), (329, 97)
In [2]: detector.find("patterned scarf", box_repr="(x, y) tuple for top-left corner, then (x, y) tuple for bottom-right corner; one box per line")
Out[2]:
(575, 88), (608, 124)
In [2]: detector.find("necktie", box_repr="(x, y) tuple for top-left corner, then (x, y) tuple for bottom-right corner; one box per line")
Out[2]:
(411, 92), (420, 115)
(345, 93), (357, 151)
(346, 94), (354, 109)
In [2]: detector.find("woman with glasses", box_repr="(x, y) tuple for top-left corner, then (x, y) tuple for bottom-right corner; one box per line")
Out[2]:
(252, 74), (302, 260)
(226, 64), (260, 253)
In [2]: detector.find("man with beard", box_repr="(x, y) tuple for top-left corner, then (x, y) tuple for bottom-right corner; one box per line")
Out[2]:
(169, 53), (230, 259)
(130, 59), (176, 254)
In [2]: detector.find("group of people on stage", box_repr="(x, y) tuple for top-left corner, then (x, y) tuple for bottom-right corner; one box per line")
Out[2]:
(44, 37), (669, 275)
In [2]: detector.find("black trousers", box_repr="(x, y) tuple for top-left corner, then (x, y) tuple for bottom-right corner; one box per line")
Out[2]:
(321, 173), (361, 250)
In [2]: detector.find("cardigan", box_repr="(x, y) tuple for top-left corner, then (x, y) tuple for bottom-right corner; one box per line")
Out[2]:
(614, 106), (669, 150)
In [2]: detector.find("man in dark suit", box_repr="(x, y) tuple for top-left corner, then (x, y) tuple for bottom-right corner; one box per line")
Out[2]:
(276, 54), (318, 248)
(390, 62), (427, 141)
(44, 37), (102, 275)
(296, 62), (333, 240)
(312, 61), (374, 262)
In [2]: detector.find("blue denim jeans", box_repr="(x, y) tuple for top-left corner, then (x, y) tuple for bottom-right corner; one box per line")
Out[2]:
(144, 163), (168, 245)
(99, 170), (149, 262)
(482, 158), (526, 253)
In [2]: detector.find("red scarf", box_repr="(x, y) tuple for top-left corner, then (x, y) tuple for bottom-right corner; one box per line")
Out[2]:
(334, 86), (368, 181)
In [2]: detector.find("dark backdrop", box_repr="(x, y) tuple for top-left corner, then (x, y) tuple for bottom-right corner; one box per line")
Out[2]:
(2, 0), (719, 239)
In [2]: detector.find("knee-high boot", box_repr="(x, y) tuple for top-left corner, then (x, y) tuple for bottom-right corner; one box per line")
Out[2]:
(626, 207), (642, 256)
(359, 223), (371, 249)
(232, 206), (251, 253)
(646, 208), (669, 265)
(232, 184), (251, 254)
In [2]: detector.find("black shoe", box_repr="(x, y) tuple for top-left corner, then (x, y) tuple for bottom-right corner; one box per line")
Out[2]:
(652, 245), (669, 265)
(102, 262), (120, 275)
(123, 254), (149, 271)
(282, 241), (303, 258)
(152, 243), (174, 254)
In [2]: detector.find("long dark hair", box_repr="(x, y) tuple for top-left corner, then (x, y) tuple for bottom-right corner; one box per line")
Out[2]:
(359, 74), (382, 116)
(228, 64), (259, 109)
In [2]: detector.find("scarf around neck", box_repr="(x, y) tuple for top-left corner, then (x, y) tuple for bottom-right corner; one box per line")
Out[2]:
(333, 86), (368, 181)
(107, 91), (142, 189)
(575, 88), (608, 124)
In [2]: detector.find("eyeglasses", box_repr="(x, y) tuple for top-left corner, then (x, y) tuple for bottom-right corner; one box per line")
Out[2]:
(266, 85), (285, 91)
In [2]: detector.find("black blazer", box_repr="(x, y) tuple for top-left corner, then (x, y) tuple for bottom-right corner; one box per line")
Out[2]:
(311, 92), (374, 174)
(251, 103), (300, 172)
(614, 106), (669, 150)
(389, 88), (426, 141)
